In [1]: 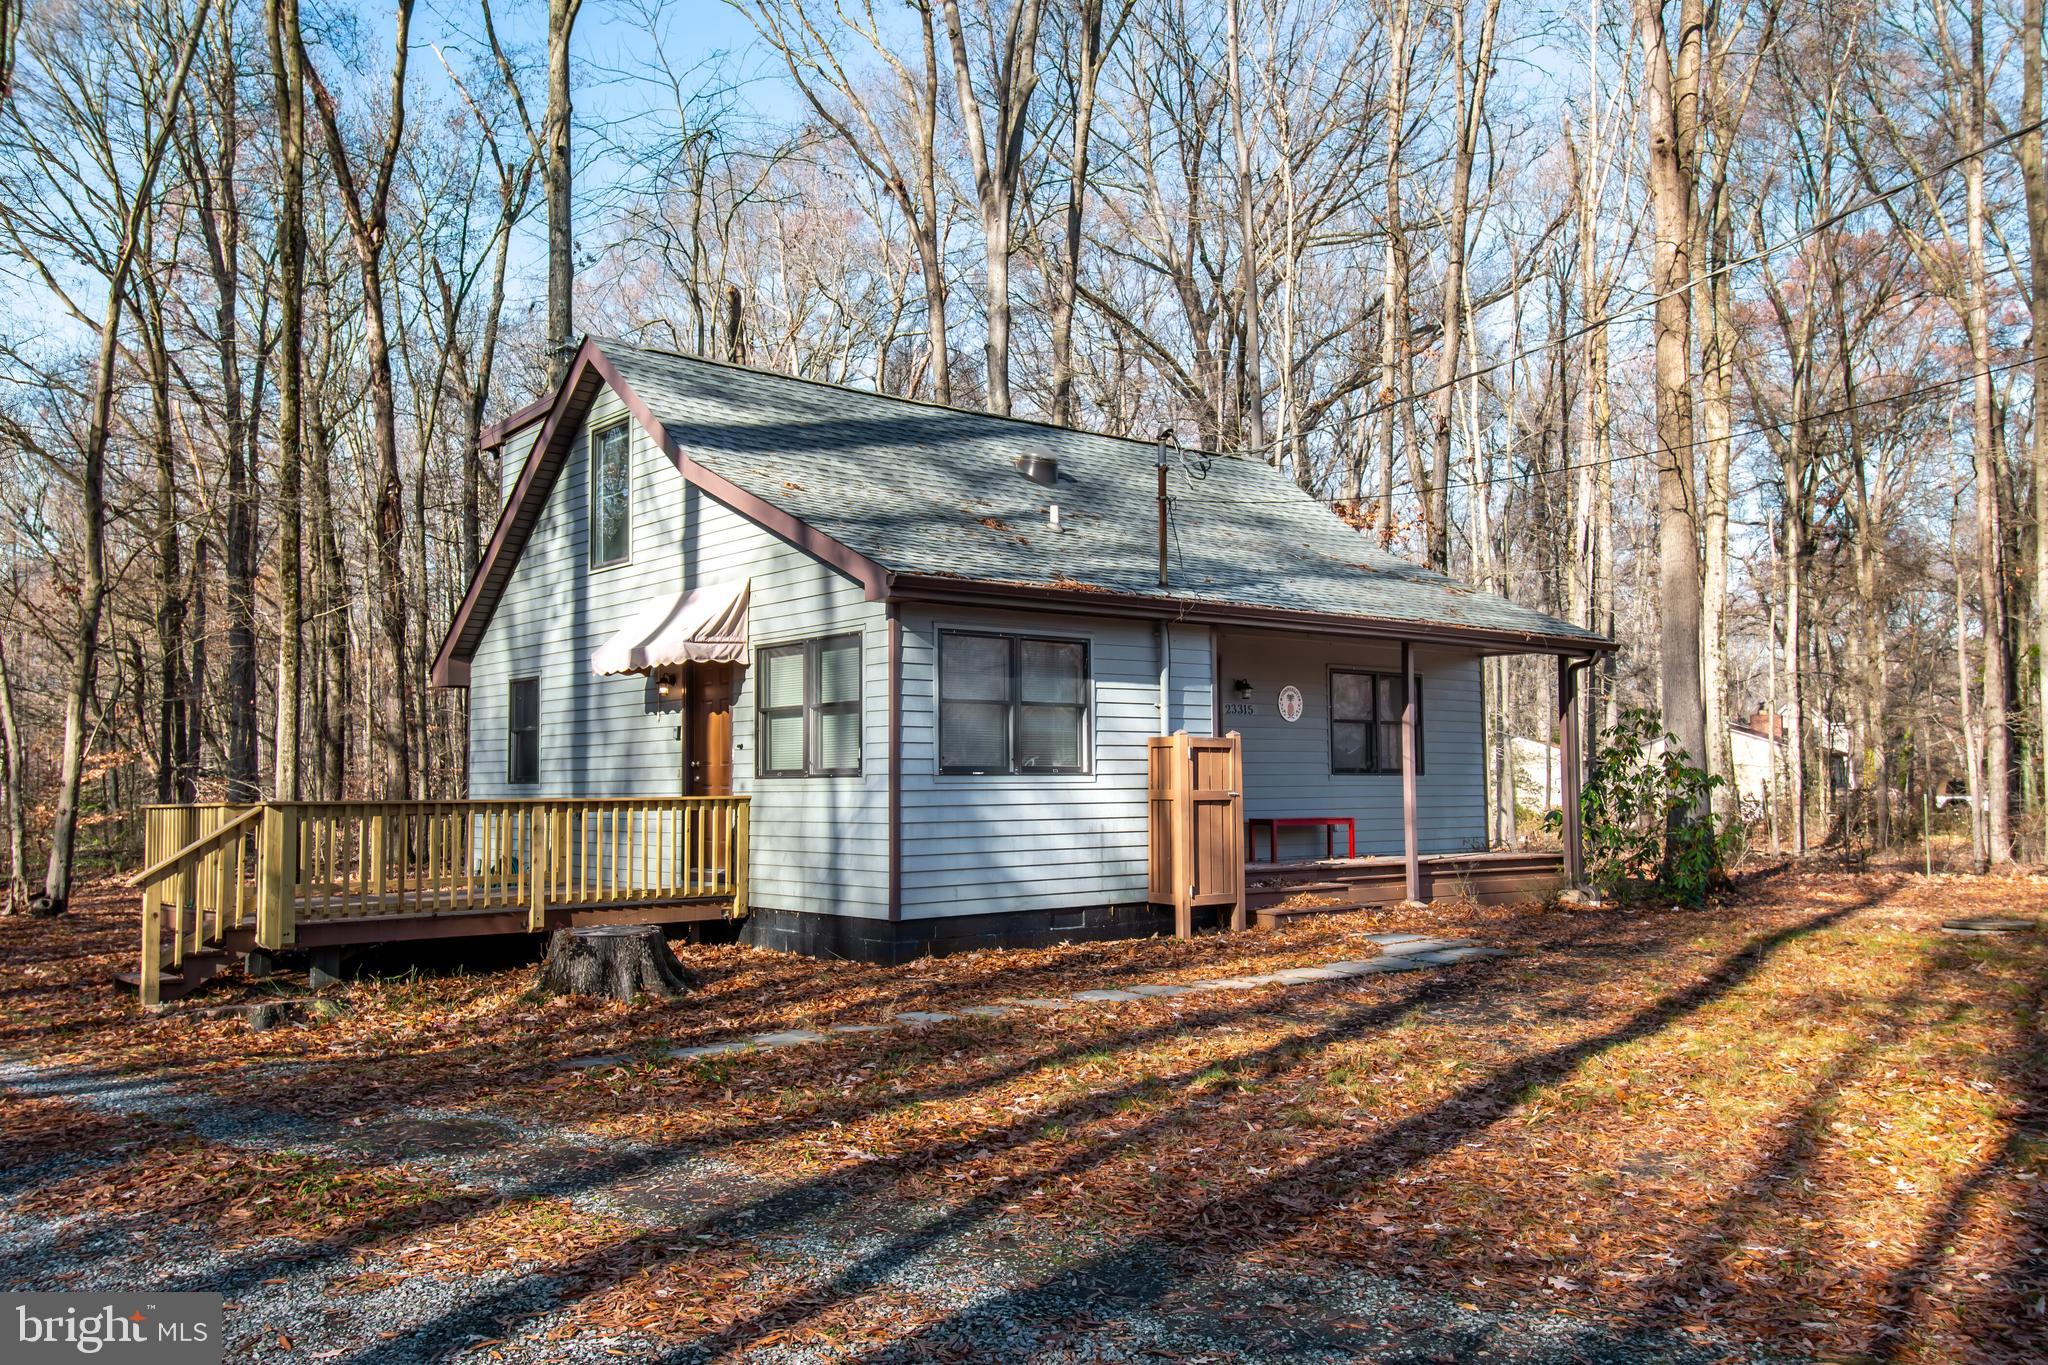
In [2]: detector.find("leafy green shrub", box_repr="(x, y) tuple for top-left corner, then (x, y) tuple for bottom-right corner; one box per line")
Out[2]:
(1549, 707), (1736, 905)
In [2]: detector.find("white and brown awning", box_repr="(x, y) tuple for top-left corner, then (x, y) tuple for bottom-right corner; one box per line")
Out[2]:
(590, 579), (749, 675)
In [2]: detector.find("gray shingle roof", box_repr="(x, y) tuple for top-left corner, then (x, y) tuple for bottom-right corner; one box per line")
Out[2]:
(601, 341), (1611, 650)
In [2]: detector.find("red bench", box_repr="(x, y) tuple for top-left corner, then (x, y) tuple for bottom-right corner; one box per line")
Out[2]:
(1246, 816), (1357, 863)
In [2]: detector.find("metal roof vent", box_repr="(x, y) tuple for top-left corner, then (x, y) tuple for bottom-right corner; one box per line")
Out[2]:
(1015, 451), (1059, 486)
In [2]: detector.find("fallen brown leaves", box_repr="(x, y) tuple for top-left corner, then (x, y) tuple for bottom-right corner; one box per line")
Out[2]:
(4, 869), (2046, 1361)
(16, 1133), (489, 1249)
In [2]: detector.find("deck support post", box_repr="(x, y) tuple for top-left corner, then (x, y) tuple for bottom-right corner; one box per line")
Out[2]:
(309, 947), (344, 990)
(1401, 641), (1422, 903)
(1558, 655), (1585, 888)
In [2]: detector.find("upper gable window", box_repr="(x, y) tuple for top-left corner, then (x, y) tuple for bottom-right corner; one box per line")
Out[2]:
(589, 422), (631, 568)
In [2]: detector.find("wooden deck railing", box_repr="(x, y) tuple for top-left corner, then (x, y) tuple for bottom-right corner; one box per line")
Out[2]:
(132, 796), (749, 1007)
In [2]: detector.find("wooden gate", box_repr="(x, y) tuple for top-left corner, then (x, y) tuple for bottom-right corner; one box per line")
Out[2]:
(1147, 731), (1247, 937)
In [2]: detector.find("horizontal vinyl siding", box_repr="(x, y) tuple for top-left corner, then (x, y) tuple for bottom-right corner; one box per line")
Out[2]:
(898, 607), (1212, 919)
(1219, 632), (1486, 859)
(466, 383), (888, 919)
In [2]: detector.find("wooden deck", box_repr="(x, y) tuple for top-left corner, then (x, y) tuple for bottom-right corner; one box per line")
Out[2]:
(128, 797), (749, 1005)
(1245, 849), (1566, 927)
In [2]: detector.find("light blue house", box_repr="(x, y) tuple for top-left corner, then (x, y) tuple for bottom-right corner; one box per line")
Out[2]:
(432, 338), (1610, 962)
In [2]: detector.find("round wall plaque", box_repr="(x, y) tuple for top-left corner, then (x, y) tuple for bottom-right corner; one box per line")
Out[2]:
(1277, 684), (1304, 723)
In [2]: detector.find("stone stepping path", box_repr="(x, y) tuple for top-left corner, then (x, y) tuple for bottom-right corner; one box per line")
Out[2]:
(559, 932), (1512, 1074)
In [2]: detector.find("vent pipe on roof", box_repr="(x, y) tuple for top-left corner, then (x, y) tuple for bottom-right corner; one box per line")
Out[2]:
(1015, 451), (1059, 486)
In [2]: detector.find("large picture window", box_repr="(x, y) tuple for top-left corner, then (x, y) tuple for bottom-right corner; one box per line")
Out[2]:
(756, 634), (862, 777)
(589, 422), (631, 567)
(939, 631), (1090, 774)
(1330, 669), (1422, 775)
(507, 677), (540, 785)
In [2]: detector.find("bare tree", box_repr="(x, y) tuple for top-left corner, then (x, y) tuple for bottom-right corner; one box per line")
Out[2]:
(1224, 0), (1266, 453)
(735, 0), (957, 402)
(1425, 0), (1502, 571)
(546, 0), (583, 376)
(0, 0), (212, 913)
(941, 0), (1045, 416)
(1636, 0), (1710, 832)
(270, 0), (307, 798)
(306, 0), (418, 800)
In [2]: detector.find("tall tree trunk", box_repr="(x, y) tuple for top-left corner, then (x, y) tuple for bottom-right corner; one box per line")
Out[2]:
(187, 537), (207, 795)
(940, 0), (1043, 417)
(0, 630), (27, 913)
(1699, 189), (1736, 819)
(1049, 0), (1111, 427)
(1966, 0), (2011, 863)
(2021, 0), (2048, 861)
(140, 293), (187, 805)
(1637, 0), (1709, 829)
(1225, 0), (1265, 454)
(545, 0), (582, 379)
(309, 399), (349, 800)
(1955, 520), (1988, 864)
(269, 0), (306, 799)
(179, 0), (258, 802)
(1376, 0), (1413, 540)
(1426, 0), (1501, 571)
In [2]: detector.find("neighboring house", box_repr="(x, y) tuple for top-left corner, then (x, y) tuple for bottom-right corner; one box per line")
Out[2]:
(431, 337), (1613, 962)
(1515, 708), (1851, 815)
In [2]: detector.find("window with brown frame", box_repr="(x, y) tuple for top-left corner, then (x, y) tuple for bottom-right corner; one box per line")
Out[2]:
(938, 631), (1090, 774)
(588, 422), (631, 568)
(1330, 669), (1422, 775)
(507, 677), (540, 785)
(756, 634), (862, 777)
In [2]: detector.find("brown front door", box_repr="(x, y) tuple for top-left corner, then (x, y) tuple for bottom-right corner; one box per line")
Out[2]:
(686, 663), (735, 796)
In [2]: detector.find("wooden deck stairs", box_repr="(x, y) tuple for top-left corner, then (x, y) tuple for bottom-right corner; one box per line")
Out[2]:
(124, 797), (750, 1006)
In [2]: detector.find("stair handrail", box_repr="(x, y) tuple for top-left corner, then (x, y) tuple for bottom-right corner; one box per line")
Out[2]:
(126, 804), (264, 891)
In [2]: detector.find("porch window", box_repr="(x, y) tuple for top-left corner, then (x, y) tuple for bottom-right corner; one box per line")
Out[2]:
(756, 633), (862, 778)
(1330, 669), (1422, 775)
(939, 631), (1089, 774)
(507, 677), (540, 785)
(589, 421), (631, 567)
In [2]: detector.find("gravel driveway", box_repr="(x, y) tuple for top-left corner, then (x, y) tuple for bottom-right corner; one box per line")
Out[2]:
(2, 1052), (1787, 1364)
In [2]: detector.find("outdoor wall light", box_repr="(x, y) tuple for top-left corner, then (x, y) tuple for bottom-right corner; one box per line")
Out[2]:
(655, 669), (680, 698)
(1233, 679), (1253, 699)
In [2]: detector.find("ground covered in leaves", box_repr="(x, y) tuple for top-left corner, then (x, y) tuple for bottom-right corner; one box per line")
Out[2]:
(2, 868), (2045, 1362)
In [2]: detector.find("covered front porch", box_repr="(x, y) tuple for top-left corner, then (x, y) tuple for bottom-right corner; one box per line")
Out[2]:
(1149, 632), (1595, 936)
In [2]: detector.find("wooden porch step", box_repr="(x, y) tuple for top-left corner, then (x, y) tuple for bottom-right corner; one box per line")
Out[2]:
(114, 949), (233, 1004)
(1246, 881), (1347, 909)
(1254, 900), (1370, 930)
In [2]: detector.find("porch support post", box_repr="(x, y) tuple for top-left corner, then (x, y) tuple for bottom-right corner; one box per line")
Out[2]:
(1559, 654), (1585, 888)
(1401, 640), (1422, 903)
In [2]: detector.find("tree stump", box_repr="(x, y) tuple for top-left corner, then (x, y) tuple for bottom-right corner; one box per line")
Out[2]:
(536, 925), (696, 1002)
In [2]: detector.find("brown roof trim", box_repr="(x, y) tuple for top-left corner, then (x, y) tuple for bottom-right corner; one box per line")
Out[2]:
(478, 394), (556, 450)
(432, 339), (891, 689)
(432, 340), (609, 688)
(883, 574), (1618, 657)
